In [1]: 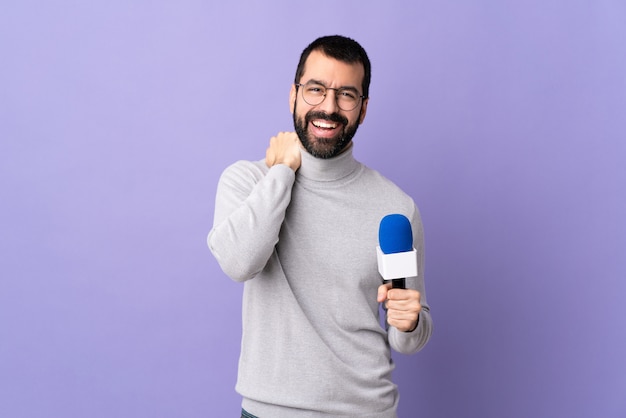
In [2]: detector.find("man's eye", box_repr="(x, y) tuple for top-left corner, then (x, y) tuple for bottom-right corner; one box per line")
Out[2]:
(307, 86), (325, 95)
(339, 90), (357, 100)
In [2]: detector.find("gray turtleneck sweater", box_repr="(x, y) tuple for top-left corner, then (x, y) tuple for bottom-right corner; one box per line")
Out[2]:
(208, 146), (432, 417)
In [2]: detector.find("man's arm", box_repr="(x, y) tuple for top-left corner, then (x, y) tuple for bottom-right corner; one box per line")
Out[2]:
(377, 208), (433, 354)
(378, 283), (433, 354)
(207, 132), (301, 282)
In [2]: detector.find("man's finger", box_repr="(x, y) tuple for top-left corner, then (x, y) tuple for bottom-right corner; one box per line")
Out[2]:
(377, 282), (392, 303)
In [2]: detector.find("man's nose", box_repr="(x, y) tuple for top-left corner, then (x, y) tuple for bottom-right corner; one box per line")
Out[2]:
(318, 89), (340, 113)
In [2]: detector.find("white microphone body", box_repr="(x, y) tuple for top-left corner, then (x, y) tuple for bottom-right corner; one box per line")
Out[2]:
(376, 246), (418, 281)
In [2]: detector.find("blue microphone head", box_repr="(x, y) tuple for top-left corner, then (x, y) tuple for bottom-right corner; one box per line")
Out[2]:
(378, 214), (413, 254)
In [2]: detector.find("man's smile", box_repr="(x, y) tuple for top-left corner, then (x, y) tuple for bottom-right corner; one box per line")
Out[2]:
(312, 120), (338, 129)
(309, 119), (343, 140)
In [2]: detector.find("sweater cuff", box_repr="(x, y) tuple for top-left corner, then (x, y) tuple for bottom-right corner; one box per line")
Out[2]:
(389, 310), (432, 354)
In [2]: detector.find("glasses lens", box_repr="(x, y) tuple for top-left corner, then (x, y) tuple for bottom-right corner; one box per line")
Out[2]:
(336, 89), (360, 111)
(301, 83), (325, 106)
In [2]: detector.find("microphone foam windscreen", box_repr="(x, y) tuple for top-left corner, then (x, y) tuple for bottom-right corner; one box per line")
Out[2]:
(378, 214), (413, 254)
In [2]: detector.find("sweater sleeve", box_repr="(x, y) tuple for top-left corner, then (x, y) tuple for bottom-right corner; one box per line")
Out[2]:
(388, 206), (434, 354)
(207, 161), (295, 282)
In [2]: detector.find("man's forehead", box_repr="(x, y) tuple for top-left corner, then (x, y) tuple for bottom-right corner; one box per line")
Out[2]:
(300, 50), (365, 85)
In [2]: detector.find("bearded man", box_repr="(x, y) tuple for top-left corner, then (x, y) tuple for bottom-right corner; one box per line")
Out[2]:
(208, 35), (433, 418)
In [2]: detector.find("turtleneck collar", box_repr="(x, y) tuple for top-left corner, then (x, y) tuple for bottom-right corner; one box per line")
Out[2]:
(296, 142), (361, 183)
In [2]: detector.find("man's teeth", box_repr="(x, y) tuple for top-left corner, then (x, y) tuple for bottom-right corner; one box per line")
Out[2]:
(313, 121), (337, 129)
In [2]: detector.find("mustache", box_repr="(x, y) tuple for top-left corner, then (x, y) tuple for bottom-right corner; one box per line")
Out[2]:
(305, 111), (348, 126)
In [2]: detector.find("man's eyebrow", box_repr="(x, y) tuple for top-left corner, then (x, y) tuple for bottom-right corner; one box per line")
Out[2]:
(306, 79), (361, 93)
(338, 85), (361, 94)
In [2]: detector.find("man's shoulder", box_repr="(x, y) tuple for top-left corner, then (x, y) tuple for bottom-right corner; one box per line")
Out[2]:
(357, 163), (417, 210)
(219, 158), (268, 180)
(360, 164), (406, 191)
(224, 158), (266, 171)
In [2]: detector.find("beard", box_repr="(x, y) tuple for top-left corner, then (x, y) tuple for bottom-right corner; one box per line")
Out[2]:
(293, 104), (361, 159)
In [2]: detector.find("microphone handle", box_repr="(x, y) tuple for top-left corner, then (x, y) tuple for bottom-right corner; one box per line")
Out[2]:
(391, 278), (406, 289)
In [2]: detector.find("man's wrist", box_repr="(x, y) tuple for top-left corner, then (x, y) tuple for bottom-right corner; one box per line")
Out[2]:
(405, 314), (419, 333)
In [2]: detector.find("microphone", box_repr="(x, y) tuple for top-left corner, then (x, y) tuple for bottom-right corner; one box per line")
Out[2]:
(377, 214), (418, 289)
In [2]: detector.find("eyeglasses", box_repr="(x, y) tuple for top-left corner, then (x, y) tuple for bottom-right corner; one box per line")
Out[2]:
(296, 81), (365, 111)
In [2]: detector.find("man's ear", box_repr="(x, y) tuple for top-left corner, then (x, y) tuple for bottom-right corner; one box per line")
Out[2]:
(359, 98), (369, 124)
(289, 84), (297, 114)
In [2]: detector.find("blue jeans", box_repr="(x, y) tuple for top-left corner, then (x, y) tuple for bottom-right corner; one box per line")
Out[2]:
(241, 408), (258, 418)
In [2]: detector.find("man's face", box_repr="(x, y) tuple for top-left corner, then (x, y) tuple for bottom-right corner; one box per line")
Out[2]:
(290, 50), (369, 159)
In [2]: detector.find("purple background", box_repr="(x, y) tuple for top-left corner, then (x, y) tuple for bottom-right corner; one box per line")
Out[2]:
(2, 1), (625, 417)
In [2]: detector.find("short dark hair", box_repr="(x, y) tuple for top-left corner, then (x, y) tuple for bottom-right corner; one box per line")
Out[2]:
(294, 35), (371, 99)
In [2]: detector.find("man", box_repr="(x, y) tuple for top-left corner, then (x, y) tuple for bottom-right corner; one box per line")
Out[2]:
(208, 35), (433, 418)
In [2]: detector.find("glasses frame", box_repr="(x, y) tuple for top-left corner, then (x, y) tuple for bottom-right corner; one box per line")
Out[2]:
(295, 82), (365, 111)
